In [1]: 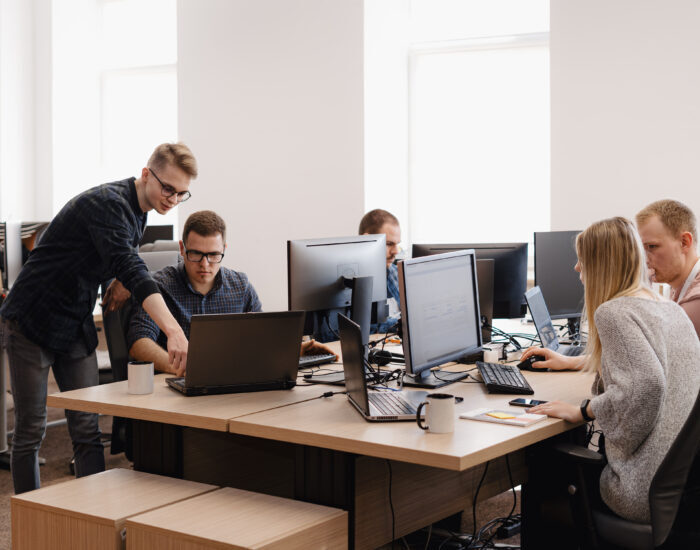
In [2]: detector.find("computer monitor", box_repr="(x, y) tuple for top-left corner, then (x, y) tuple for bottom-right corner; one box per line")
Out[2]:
(398, 250), (482, 389)
(534, 231), (583, 333)
(0, 222), (7, 293)
(413, 242), (529, 318)
(20, 222), (50, 264)
(287, 235), (388, 347)
(140, 225), (174, 246)
(476, 259), (494, 343)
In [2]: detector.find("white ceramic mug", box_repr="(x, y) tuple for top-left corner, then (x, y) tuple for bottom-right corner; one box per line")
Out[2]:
(128, 361), (154, 395)
(483, 343), (503, 363)
(416, 393), (456, 434)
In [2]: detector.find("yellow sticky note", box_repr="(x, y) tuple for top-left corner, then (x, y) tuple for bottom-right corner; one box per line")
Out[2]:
(486, 412), (516, 420)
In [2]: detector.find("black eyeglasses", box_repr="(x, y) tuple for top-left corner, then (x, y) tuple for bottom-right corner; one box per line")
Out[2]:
(149, 168), (191, 203)
(184, 248), (224, 264)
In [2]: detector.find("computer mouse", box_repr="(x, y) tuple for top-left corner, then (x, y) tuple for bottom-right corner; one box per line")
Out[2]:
(517, 355), (549, 371)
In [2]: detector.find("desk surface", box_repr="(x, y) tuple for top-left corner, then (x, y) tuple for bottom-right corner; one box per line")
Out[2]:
(47, 366), (593, 469)
(228, 369), (593, 470)
(46, 374), (333, 432)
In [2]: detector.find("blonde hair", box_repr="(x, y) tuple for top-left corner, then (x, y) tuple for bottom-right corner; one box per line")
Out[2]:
(635, 199), (697, 243)
(147, 142), (198, 179)
(576, 217), (657, 372)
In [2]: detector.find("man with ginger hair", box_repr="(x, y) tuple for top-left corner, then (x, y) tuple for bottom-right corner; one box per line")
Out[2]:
(636, 199), (700, 337)
(0, 142), (197, 493)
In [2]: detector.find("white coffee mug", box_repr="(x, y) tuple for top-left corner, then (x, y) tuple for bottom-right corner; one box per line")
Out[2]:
(416, 393), (456, 434)
(483, 343), (503, 363)
(128, 361), (154, 395)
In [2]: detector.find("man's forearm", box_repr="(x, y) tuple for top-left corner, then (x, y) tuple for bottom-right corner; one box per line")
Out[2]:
(141, 293), (184, 339)
(129, 338), (172, 374)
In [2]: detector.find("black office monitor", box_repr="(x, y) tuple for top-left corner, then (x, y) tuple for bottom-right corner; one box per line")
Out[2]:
(287, 235), (388, 347)
(140, 225), (174, 246)
(20, 222), (50, 264)
(476, 259), (494, 343)
(535, 230), (583, 337)
(399, 250), (482, 389)
(413, 242), (528, 319)
(0, 222), (7, 292)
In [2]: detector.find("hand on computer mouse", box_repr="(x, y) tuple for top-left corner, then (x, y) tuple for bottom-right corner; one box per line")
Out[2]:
(519, 346), (585, 371)
(517, 354), (548, 371)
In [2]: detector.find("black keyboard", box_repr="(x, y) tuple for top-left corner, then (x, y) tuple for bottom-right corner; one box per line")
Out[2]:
(476, 361), (534, 395)
(298, 352), (337, 369)
(369, 392), (416, 415)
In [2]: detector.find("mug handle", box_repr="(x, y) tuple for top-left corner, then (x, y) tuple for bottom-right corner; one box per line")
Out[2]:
(416, 401), (429, 430)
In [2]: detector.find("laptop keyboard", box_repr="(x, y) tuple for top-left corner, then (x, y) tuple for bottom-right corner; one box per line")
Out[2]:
(369, 392), (416, 415)
(476, 361), (534, 395)
(561, 346), (584, 357)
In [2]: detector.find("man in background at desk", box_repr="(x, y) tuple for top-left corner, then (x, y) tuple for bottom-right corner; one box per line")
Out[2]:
(636, 199), (700, 337)
(359, 209), (402, 333)
(128, 210), (335, 374)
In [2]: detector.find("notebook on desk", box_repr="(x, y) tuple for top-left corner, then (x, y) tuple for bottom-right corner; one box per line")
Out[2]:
(524, 286), (584, 357)
(166, 311), (305, 396)
(338, 314), (427, 421)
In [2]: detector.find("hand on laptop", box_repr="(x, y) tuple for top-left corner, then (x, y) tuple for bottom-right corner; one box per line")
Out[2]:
(520, 346), (585, 371)
(300, 339), (338, 360)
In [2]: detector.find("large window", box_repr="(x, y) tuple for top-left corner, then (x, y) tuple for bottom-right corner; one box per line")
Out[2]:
(99, 0), (178, 229)
(408, 0), (550, 246)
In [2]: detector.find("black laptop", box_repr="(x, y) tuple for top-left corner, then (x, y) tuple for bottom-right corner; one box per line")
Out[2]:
(166, 311), (305, 396)
(338, 314), (427, 421)
(524, 287), (584, 357)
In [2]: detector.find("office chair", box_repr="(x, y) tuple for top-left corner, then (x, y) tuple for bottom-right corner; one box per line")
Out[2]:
(139, 239), (179, 252)
(553, 390), (700, 549)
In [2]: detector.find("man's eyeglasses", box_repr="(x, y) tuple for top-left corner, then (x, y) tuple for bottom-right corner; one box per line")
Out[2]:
(184, 248), (224, 264)
(149, 168), (191, 203)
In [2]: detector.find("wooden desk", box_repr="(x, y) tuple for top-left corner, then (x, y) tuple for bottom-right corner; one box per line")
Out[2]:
(47, 366), (592, 549)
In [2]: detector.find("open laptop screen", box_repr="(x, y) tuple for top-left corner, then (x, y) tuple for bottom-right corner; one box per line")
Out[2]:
(525, 286), (559, 350)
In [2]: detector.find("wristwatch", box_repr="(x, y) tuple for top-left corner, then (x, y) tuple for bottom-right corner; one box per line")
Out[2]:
(580, 398), (594, 422)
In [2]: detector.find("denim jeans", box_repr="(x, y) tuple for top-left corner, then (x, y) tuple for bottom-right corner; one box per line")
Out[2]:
(2, 319), (105, 494)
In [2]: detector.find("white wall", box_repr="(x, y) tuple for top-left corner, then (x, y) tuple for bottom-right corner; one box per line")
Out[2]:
(551, 0), (700, 230)
(364, 0), (410, 239)
(177, 0), (365, 310)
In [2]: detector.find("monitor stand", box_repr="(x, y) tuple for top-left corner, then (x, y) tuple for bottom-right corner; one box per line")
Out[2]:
(403, 368), (469, 389)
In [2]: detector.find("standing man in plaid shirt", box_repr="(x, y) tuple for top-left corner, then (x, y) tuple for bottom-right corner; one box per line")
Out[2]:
(0, 143), (196, 494)
(127, 210), (335, 371)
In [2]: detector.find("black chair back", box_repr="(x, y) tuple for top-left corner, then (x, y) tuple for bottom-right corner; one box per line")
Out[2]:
(649, 389), (700, 546)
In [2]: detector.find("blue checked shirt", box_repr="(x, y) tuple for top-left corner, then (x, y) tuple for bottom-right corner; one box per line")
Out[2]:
(127, 263), (262, 350)
(0, 178), (158, 353)
(387, 263), (400, 304)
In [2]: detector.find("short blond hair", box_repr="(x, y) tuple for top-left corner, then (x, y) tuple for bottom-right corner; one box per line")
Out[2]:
(148, 142), (198, 179)
(635, 199), (697, 243)
(576, 217), (657, 373)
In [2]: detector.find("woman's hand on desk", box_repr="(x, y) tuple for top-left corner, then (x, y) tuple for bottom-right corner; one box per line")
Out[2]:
(529, 400), (583, 423)
(300, 339), (338, 360)
(520, 346), (586, 371)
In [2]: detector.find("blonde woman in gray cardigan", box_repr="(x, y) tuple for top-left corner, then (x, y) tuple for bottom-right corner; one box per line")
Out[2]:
(529, 217), (700, 523)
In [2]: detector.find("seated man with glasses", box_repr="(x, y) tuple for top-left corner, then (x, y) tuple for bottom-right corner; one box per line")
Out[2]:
(127, 210), (335, 375)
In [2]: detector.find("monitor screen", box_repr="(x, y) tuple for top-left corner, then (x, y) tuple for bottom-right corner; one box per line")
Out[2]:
(287, 235), (388, 343)
(534, 231), (583, 320)
(413, 242), (528, 318)
(399, 250), (482, 387)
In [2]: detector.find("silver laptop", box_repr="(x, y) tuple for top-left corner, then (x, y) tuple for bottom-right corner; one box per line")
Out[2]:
(524, 287), (584, 356)
(338, 314), (427, 421)
(166, 311), (305, 396)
